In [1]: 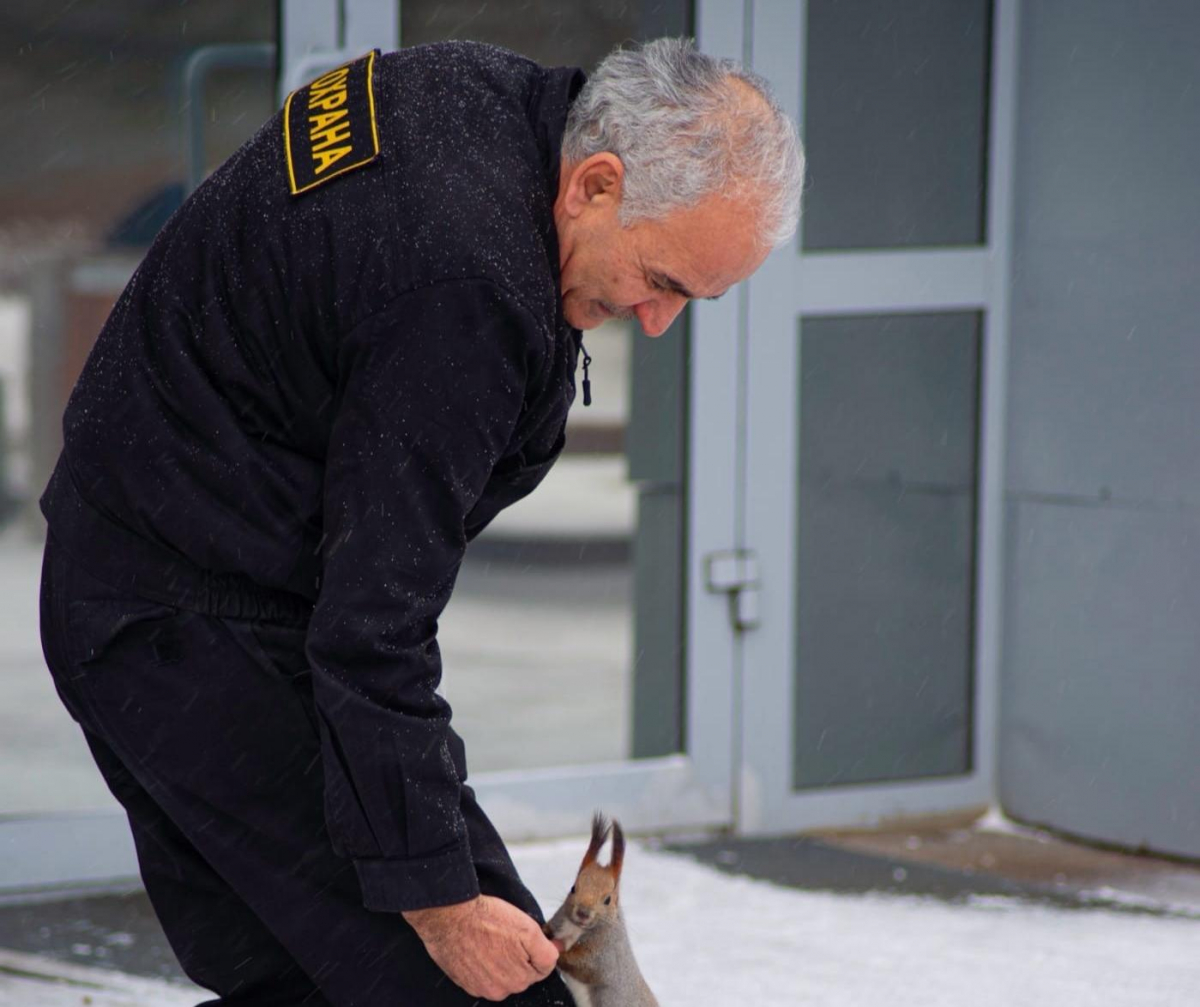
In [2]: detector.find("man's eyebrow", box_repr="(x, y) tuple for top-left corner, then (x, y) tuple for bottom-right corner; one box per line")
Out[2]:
(658, 273), (726, 301)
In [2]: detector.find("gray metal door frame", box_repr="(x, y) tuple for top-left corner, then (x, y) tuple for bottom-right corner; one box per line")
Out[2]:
(691, 0), (1020, 833)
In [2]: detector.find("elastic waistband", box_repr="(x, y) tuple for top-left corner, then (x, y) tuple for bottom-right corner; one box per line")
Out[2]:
(40, 457), (313, 628)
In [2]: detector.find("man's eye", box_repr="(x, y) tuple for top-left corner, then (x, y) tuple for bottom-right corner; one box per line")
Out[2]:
(649, 276), (669, 292)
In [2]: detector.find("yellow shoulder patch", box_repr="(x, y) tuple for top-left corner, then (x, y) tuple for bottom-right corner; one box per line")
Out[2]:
(283, 50), (380, 196)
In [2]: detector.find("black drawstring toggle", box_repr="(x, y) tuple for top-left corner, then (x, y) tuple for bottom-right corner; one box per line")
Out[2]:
(581, 341), (592, 407)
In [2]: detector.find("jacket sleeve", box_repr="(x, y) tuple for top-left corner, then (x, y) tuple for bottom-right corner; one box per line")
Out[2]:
(305, 278), (545, 912)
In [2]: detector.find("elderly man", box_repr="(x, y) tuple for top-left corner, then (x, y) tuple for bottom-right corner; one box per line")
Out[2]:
(38, 38), (801, 1006)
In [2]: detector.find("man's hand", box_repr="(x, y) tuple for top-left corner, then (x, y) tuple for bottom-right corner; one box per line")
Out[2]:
(402, 894), (560, 1001)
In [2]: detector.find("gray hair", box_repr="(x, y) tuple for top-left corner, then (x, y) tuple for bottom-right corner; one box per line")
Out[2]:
(562, 37), (805, 248)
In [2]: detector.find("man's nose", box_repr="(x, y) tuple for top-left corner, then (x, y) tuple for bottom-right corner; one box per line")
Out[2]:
(635, 293), (687, 338)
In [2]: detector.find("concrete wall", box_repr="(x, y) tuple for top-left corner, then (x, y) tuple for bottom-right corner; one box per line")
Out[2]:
(1000, 0), (1200, 857)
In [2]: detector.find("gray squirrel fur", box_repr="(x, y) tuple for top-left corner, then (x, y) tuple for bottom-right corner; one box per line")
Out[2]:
(543, 814), (659, 1007)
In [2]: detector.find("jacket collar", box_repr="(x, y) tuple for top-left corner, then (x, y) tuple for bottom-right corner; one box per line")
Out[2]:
(530, 65), (587, 212)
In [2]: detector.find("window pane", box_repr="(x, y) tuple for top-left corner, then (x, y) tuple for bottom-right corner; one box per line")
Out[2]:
(802, 0), (992, 250)
(1, 0), (276, 819)
(793, 312), (979, 790)
(403, 0), (639, 72)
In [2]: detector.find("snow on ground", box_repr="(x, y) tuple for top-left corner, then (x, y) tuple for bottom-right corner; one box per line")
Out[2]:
(514, 840), (1200, 1007)
(4, 839), (1196, 1006)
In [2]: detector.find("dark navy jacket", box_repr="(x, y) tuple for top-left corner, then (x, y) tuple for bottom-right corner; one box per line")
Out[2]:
(41, 42), (586, 912)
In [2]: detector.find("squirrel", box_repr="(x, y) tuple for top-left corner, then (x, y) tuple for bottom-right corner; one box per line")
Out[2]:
(543, 813), (660, 1007)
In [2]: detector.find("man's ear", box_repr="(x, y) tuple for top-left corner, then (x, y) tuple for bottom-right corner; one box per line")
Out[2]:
(560, 153), (624, 218)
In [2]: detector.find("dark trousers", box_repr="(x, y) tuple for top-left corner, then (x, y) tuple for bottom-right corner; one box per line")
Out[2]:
(38, 534), (570, 1006)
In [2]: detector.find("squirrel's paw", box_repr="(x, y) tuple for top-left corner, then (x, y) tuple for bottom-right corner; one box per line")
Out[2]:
(543, 919), (583, 953)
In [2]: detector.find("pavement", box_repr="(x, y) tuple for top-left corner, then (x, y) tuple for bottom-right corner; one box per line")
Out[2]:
(678, 812), (1200, 916)
(812, 807), (1200, 915)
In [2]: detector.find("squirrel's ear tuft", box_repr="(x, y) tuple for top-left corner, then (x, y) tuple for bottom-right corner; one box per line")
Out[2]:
(610, 819), (626, 878)
(583, 811), (611, 868)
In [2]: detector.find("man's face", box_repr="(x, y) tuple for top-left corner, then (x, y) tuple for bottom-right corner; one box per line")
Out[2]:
(554, 156), (771, 336)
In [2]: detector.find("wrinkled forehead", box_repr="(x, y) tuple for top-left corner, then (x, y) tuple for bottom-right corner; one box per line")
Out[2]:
(648, 193), (770, 294)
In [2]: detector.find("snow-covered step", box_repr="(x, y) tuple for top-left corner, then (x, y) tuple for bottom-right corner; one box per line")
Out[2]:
(0, 948), (201, 1006)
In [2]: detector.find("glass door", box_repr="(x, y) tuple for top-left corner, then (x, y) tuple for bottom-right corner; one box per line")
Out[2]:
(694, 0), (1019, 833)
(4, 0), (733, 897)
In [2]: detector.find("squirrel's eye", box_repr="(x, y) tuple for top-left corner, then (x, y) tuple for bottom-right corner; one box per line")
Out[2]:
(570, 885), (576, 894)
(604, 895), (612, 905)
